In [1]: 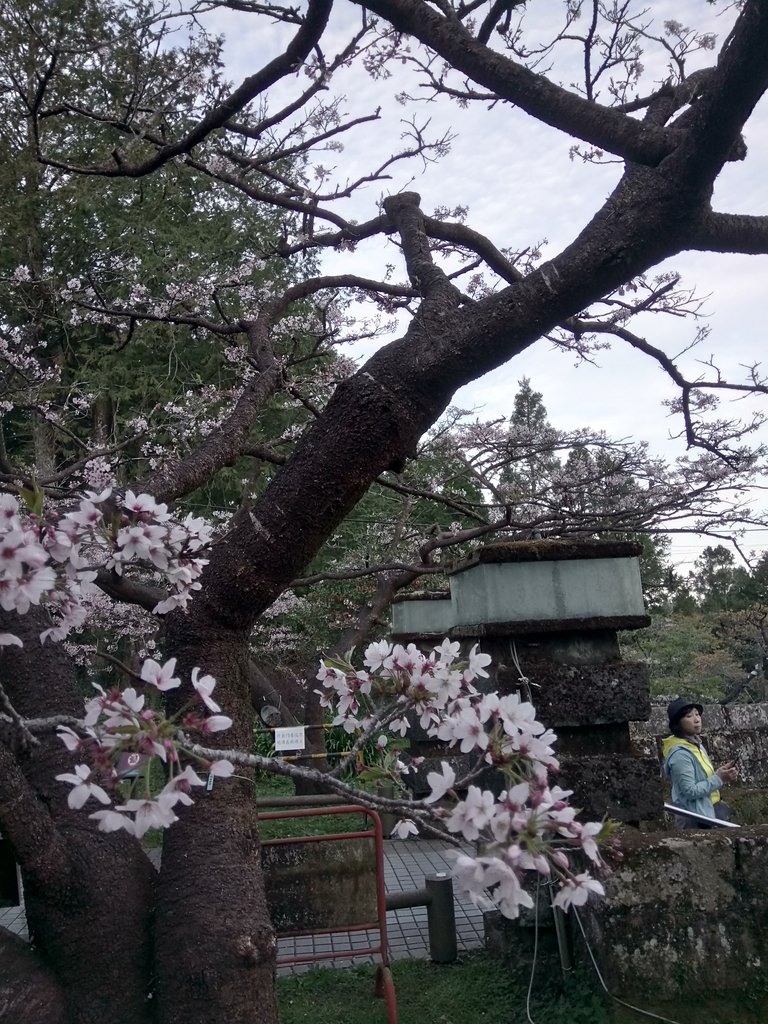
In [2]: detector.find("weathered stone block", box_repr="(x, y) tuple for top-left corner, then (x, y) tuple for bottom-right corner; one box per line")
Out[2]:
(579, 828), (768, 1014)
(495, 659), (651, 727)
(557, 754), (662, 821)
(261, 836), (377, 932)
(484, 907), (561, 972)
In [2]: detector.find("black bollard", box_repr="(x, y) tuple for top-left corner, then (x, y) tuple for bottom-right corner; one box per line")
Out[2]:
(425, 872), (457, 963)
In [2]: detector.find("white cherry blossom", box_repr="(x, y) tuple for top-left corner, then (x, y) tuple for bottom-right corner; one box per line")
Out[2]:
(141, 658), (181, 692)
(55, 765), (111, 810)
(117, 795), (179, 838)
(191, 668), (220, 711)
(552, 873), (605, 910)
(200, 714), (233, 734)
(424, 761), (456, 803)
(391, 818), (418, 839)
(89, 809), (137, 835)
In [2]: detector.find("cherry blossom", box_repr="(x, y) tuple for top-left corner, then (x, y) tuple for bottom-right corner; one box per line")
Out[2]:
(191, 667), (221, 711)
(315, 639), (609, 919)
(424, 761), (456, 803)
(55, 764), (111, 810)
(117, 795), (179, 838)
(40, 610), (609, 919)
(0, 490), (212, 644)
(570, 821), (604, 864)
(200, 714), (233, 734)
(391, 818), (418, 839)
(552, 873), (606, 910)
(88, 809), (137, 835)
(48, 660), (234, 836)
(467, 644), (492, 678)
(445, 785), (496, 842)
(363, 639), (393, 671)
(141, 658), (182, 692)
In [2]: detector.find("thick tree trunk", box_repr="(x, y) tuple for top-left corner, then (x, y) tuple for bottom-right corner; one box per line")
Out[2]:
(155, 617), (280, 1024)
(0, 610), (156, 1024)
(0, 928), (67, 1024)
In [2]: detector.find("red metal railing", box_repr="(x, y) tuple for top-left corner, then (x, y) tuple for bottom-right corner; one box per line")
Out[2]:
(260, 804), (398, 1024)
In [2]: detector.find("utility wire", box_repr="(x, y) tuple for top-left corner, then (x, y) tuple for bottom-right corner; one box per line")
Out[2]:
(572, 906), (683, 1024)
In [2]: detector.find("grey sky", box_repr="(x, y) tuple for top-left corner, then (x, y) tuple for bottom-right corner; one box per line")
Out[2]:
(207, 0), (768, 570)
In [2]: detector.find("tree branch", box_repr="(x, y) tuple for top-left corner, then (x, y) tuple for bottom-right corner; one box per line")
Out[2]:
(356, 0), (675, 164)
(689, 210), (768, 255)
(37, 0), (334, 178)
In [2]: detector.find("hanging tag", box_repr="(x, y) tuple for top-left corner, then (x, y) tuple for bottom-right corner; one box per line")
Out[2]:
(274, 726), (306, 752)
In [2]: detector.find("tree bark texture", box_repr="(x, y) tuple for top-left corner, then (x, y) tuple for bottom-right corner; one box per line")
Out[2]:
(3, 3), (768, 1023)
(0, 610), (156, 1024)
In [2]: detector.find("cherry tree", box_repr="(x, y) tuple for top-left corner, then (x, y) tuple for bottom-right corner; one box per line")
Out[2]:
(2, 2), (768, 1024)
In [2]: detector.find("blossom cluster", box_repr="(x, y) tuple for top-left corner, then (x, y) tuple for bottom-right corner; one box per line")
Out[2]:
(318, 639), (607, 916)
(0, 488), (212, 644)
(56, 658), (233, 837)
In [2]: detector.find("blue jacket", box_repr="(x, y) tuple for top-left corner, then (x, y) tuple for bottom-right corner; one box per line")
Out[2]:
(662, 736), (722, 820)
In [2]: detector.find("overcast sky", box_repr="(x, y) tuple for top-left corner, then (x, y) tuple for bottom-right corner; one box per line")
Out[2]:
(207, 0), (768, 571)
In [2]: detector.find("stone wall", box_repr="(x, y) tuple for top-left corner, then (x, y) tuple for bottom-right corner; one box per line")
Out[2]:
(631, 702), (768, 788)
(578, 827), (768, 1022)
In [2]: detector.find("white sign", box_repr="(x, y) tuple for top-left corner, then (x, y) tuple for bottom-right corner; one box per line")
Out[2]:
(274, 726), (306, 752)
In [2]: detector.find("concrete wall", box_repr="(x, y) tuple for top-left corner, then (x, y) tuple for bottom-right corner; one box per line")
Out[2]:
(450, 556), (646, 627)
(390, 593), (452, 638)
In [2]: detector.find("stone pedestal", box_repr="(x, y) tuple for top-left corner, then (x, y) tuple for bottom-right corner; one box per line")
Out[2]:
(392, 539), (660, 821)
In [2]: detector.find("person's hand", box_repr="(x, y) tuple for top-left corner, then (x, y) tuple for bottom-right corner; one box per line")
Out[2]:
(717, 761), (738, 784)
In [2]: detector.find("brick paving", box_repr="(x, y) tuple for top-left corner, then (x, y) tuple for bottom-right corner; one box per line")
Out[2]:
(276, 837), (487, 975)
(0, 838), (487, 975)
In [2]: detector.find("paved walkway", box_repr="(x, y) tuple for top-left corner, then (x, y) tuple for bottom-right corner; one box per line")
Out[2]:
(0, 838), (487, 975)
